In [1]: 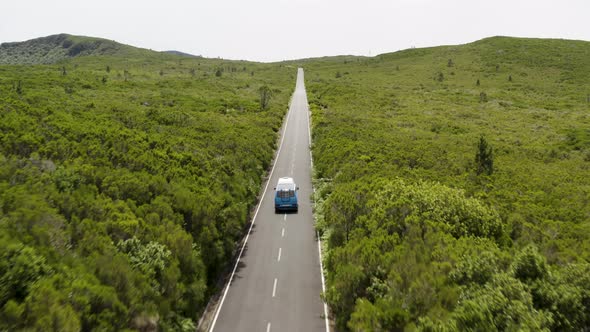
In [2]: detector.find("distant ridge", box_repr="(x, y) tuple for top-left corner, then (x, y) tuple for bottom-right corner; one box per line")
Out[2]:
(0, 34), (148, 64)
(163, 50), (201, 58)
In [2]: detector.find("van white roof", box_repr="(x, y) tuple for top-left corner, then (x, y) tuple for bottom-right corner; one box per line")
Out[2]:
(276, 177), (296, 190)
(278, 177), (294, 184)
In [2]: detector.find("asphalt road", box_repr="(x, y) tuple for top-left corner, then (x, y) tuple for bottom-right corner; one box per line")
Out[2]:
(209, 68), (328, 332)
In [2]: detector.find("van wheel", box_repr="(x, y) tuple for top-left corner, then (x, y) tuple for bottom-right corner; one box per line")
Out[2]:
(275, 208), (279, 214)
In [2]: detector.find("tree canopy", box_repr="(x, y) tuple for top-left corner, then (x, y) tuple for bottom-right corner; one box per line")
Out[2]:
(0, 51), (294, 330)
(306, 37), (590, 331)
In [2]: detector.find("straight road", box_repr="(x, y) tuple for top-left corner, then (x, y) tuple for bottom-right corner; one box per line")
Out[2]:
(209, 68), (328, 332)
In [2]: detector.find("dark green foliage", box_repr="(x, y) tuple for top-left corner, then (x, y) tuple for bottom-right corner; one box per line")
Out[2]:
(479, 91), (487, 102)
(64, 84), (74, 94)
(14, 80), (22, 94)
(451, 273), (552, 331)
(117, 237), (171, 290)
(450, 245), (502, 285)
(0, 47), (293, 330)
(0, 243), (50, 305)
(564, 128), (590, 151)
(306, 36), (590, 330)
(349, 298), (410, 331)
(259, 85), (272, 111)
(511, 244), (548, 282)
(475, 135), (493, 175)
(321, 178), (508, 330)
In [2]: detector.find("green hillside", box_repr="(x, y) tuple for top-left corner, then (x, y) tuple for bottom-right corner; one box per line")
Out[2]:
(303, 36), (590, 331)
(2, 33), (589, 331)
(0, 36), (294, 330)
(0, 34), (153, 64)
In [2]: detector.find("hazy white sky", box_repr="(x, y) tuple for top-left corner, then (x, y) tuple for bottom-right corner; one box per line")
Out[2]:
(2, 0), (589, 62)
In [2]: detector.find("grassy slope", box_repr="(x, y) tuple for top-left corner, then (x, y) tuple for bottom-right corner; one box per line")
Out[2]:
(302, 37), (590, 330)
(2, 33), (589, 331)
(0, 37), (295, 330)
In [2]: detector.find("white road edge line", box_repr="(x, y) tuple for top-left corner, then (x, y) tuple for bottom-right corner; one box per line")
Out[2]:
(317, 231), (330, 331)
(303, 69), (330, 332)
(278, 247), (282, 262)
(208, 78), (296, 332)
(272, 278), (278, 297)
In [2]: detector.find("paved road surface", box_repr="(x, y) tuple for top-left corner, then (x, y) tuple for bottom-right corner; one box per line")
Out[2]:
(209, 68), (328, 332)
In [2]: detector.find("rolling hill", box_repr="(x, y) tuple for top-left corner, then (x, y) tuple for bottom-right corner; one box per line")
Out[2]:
(1, 33), (589, 331)
(0, 34), (157, 64)
(302, 36), (590, 330)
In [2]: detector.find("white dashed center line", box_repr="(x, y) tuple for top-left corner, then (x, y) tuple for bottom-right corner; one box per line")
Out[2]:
(281, 228), (285, 238)
(283, 214), (286, 221)
(266, 322), (271, 332)
(272, 278), (278, 297)
(278, 248), (282, 262)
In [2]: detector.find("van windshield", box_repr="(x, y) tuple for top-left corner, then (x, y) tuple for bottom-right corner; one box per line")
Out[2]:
(276, 181), (296, 198)
(277, 189), (295, 198)
(276, 183), (295, 191)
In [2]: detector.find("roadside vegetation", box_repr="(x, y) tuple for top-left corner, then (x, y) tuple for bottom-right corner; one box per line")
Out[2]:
(0, 35), (294, 331)
(303, 37), (590, 331)
(3, 33), (589, 331)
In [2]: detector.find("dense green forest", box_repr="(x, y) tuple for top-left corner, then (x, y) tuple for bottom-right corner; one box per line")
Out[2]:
(303, 37), (590, 331)
(2, 34), (589, 331)
(0, 35), (294, 331)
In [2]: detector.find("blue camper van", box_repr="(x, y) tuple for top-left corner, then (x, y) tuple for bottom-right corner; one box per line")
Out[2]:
(274, 177), (299, 213)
